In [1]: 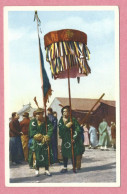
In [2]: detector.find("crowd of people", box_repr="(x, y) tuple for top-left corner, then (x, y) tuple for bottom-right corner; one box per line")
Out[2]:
(82, 119), (116, 150)
(9, 106), (116, 176)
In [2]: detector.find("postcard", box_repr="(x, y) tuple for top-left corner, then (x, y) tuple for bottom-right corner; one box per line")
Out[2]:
(2, 4), (123, 193)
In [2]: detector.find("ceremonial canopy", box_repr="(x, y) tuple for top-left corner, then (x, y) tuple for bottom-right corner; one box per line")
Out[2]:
(44, 29), (91, 80)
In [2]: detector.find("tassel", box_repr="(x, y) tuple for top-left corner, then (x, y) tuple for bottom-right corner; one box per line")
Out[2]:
(74, 42), (80, 57)
(77, 77), (80, 83)
(63, 41), (68, 55)
(85, 45), (90, 60)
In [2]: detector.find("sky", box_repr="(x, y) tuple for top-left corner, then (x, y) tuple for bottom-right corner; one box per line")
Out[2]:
(6, 7), (118, 116)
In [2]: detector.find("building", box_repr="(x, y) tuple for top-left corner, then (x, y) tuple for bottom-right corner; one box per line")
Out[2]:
(17, 103), (36, 121)
(49, 97), (116, 128)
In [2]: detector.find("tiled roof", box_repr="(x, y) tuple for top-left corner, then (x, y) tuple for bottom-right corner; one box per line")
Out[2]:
(56, 97), (115, 111)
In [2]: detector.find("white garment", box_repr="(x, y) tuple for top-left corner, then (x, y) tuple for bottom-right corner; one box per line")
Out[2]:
(89, 126), (98, 147)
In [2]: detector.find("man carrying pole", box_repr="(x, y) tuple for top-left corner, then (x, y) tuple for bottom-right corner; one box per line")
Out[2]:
(31, 11), (53, 176)
(59, 106), (84, 173)
(28, 107), (54, 176)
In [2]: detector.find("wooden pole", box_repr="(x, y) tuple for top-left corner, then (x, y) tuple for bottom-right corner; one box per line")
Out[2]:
(35, 11), (50, 166)
(80, 93), (105, 125)
(67, 66), (75, 172)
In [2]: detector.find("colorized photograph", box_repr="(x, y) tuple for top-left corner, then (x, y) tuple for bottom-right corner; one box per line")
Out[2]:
(4, 6), (120, 186)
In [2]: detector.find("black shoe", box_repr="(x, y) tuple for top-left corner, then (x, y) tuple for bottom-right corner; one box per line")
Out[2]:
(15, 161), (22, 164)
(73, 169), (77, 173)
(60, 168), (68, 173)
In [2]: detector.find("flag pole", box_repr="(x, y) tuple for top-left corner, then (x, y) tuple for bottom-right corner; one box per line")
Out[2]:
(34, 11), (50, 166)
(67, 66), (75, 172)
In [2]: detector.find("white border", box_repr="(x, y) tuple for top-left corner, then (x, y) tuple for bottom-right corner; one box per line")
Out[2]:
(4, 6), (120, 187)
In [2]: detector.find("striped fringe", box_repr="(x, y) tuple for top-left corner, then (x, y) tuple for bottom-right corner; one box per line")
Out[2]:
(46, 41), (91, 78)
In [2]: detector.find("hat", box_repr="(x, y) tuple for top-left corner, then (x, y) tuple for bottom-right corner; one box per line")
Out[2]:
(47, 107), (53, 113)
(36, 108), (44, 114)
(61, 106), (70, 114)
(23, 112), (29, 117)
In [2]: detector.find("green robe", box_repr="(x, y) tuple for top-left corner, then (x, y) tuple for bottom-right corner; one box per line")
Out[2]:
(28, 118), (37, 167)
(28, 117), (54, 168)
(98, 121), (110, 146)
(59, 117), (84, 158)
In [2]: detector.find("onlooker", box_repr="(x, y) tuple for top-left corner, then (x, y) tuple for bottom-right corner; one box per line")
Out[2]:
(98, 118), (110, 150)
(83, 124), (90, 146)
(76, 124), (84, 170)
(20, 112), (30, 161)
(53, 111), (57, 119)
(9, 112), (24, 164)
(53, 111), (63, 162)
(33, 111), (36, 119)
(89, 123), (98, 148)
(111, 121), (116, 150)
(47, 108), (58, 163)
(76, 118), (84, 170)
(107, 125), (112, 144)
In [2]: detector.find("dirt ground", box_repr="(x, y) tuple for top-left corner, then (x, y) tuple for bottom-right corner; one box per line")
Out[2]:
(9, 147), (116, 184)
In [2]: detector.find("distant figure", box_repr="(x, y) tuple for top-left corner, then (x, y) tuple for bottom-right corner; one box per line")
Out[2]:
(53, 112), (63, 162)
(89, 124), (98, 148)
(9, 112), (24, 164)
(83, 124), (89, 146)
(20, 112), (30, 161)
(111, 122), (116, 150)
(53, 111), (57, 119)
(33, 111), (36, 119)
(98, 118), (110, 150)
(107, 125), (112, 143)
(47, 108), (58, 163)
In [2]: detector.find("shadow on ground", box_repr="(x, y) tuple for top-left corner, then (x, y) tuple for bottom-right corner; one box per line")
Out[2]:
(10, 162), (116, 183)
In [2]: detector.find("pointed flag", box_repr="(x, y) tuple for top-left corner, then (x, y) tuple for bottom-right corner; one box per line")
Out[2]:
(38, 37), (52, 105)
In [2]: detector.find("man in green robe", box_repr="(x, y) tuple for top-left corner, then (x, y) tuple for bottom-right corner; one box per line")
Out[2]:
(28, 108), (54, 176)
(59, 106), (84, 173)
(28, 114), (37, 169)
(98, 118), (110, 150)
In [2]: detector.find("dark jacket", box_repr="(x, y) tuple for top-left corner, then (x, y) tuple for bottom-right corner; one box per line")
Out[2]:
(9, 118), (21, 137)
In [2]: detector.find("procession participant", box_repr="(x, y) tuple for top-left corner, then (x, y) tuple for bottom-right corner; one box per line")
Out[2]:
(111, 121), (116, 150)
(47, 108), (58, 163)
(9, 112), (24, 164)
(89, 123), (98, 148)
(28, 108), (54, 176)
(98, 118), (110, 150)
(20, 112), (30, 162)
(59, 106), (84, 173)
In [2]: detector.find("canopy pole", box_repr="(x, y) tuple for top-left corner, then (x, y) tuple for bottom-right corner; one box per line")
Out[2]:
(67, 66), (75, 172)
